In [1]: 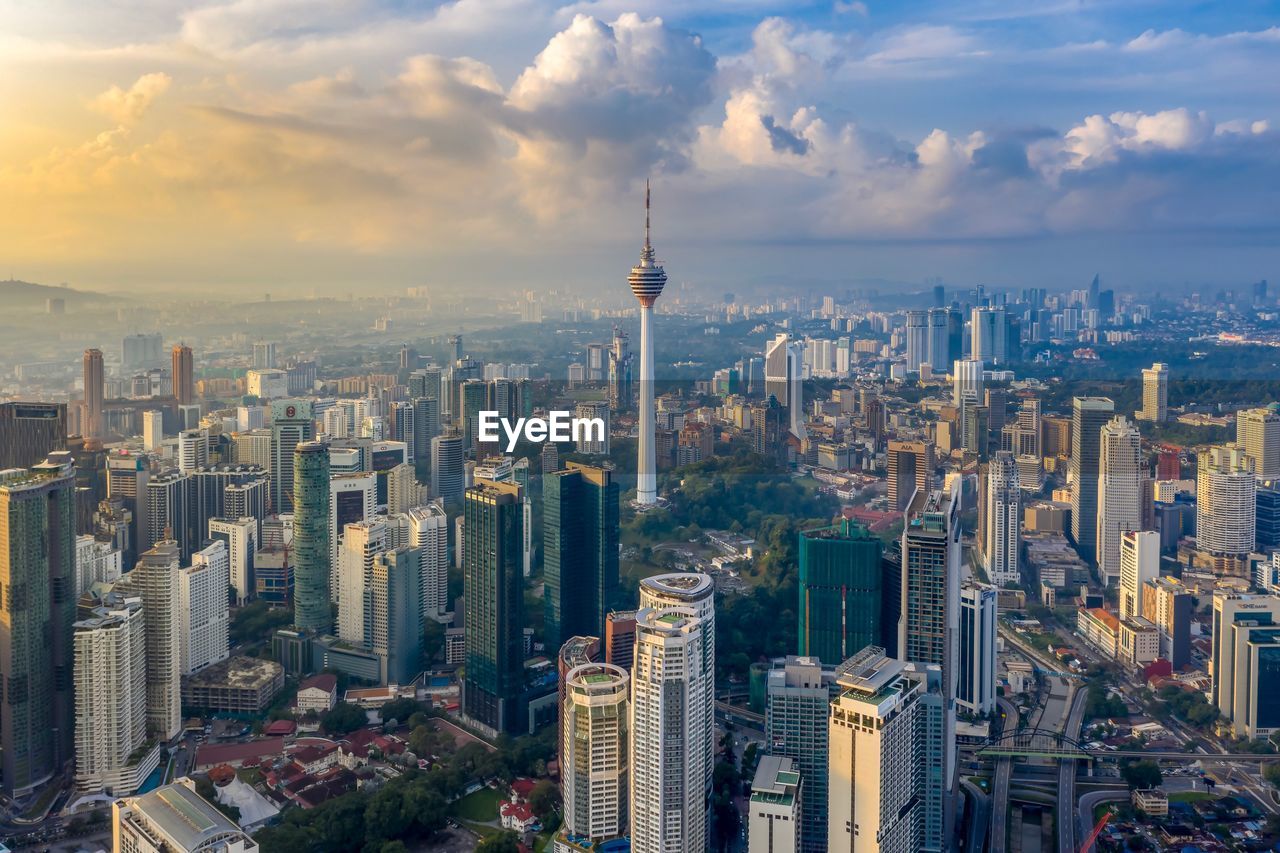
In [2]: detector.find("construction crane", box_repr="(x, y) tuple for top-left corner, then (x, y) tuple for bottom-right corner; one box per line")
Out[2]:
(1080, 811), (1110, 852)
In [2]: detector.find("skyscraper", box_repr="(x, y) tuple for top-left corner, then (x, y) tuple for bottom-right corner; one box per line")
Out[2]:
(329, 471), (376, 601)
(293, 441), (332, 633)
(431, 431), (465, 505)
(904, 310), (929, 372)
(630, 606), (712, 853)
(887, 440), (933, 513)
(628, 182), (667, 506)
(0, 453), (77, 796)
(83, 348), (105, 439)
(748, 757), (802, 853)
(171, 344), (194, 406)
(1197, 445), (1257, 558)
(1119, 530), (1160, 621)
(573, 401), (611, 455)
(1096, 416), (1143, 584)
(957, 582), (997, 716)
(952, 358), (984, 408)
(370, 547), (424, 684)
(270, 399), (315, 512)
(764, 332), (806, 440)
(463, 480), (525, 736)
(1138, 363), (1169, 422)
(560, 662), (630, 848)
(180, 541), (231, 676)
(123, 541), (182, 742)
(0, 402), (67, 470)
(1069, 396), (1115, 565)
(544, 463), (620, 652)
(766, 656), (835, 853)
(984, 451), (1021, 586)
(460, 379), (488, 454)
(797, 520), (886, 665)
(827, 648), (945, 852)
(208, 516), (257, 606)
(970, 306), (1008, 365)
(1237, 405), (1280, 481)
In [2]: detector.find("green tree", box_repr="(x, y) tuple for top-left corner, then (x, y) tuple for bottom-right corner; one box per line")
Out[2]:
(476, 832), (522, 852)
(321, 702), (369, 735)
(1121, 760), (1162, 790)
(529, 780), (560, 819)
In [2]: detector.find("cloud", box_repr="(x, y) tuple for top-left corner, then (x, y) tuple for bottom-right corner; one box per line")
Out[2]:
(90, 72), (172, 124)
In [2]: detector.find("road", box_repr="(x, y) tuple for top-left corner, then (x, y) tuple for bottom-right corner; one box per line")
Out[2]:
(991, 695), (1017, 853)
(1077, 789), (1129, 851)
(1056, 688), (1087, 853)
(961, 777), (989, 853)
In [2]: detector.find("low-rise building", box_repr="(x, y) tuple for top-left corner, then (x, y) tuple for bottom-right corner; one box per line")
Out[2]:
(181, 656), (285, 714)
(1118, 617), (1161, 667)
(1076, 607), (1120, 657)
(112, 778), (258, 852)
(1132, 788), (1169, 817)
(747, 755), (801, 853)
(295, 674), (338, 714)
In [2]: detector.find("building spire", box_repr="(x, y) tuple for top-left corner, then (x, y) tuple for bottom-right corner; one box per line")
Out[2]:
(644, 179), (651, 250)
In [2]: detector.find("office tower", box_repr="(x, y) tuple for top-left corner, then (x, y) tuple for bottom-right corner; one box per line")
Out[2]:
(252, 341), (276, 369)
(827, 648), (945, 852)
(544, 463), (620, 651)
(405, 502), (449, 622)
(431, 431), (465, 505)
(329, 471), (376, 598)
(887, 440), (933, 513)
(292, 441), (332, 633)
(388, 400), (416, 462)
(1096, 416), (1143, 584)
(369, 547), (424, 684)
(209, 517), (257, 606)
(112, 780), (258, 852)
(411, 396), (440, 469)
(72, 597), (156, 796)
(1197, 445), (1257, 557)
(765, 333), (806, 440)
(751, 396), (786, 464)
(957, 582), (997, 715)
(749, 757), (802, 853)
(337, 519), (387, 644)
(180, 541), (231, 676)
(0, 402), (67, 469)
(171, 344), (194, 406)
(629, 183), (667, 506)
(144, 470), (193, 560)
(1142, 577), (1192, 669)
(127, 541), (183, 741)
(107, 452), (150, 557)
(951, 358), (983, 408)
(560, 663), (630, 848)
(574, 401), (611, 455)
(122, 332), (163, 371)
(0, 454), (77, 796)
(766, 656), (834, 853)
(609, 325), (633, 411)
(459, 379), (488, 454)
(141, 410), (163, 451)
(797, 520), (885, 665)
(925, 307), (951, 372)
(83, 347), (105, 438)
(176, 428), (207, 473)
(984, 451), (1021, 585)
(1236, 405), (1280, 480)
(1118, 530), (1160, 620)
(630, 606), (711, 853)
(1069, 397), (1115, 565)
(605, 610), (637, 671)
(269, 399), (314, 512)
(970, 306), (1008, 365)
(1211, 592), (1280, 738)
(463, 480), (525, 735)
(74, 534), (122, 595)
(1138, 363), (1169, 422)
(904, 310), (929, 372)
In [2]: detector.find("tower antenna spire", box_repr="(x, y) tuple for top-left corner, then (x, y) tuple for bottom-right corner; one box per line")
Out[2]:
(644, 179), (651, 249)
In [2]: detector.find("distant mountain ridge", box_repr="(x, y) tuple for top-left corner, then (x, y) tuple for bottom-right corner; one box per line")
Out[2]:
(0, 278), (118, 304)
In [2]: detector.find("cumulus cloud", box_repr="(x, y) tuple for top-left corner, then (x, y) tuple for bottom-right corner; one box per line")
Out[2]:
(90, 72), (172, 124)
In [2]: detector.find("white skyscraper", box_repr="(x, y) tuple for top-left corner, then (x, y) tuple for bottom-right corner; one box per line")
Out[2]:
(1096, 416), (1143, 584)
(337, 519), (387, 645)
(401, 502), (449, 623)
(177, 428), (208, 473)
(630, 606), (712, 853)
(75, 534), (122, 597)
(984, 451), (1021, 586)
(952, 359), (984, 408)
(957, 583), (997, 716)
(1197, 445), (1257, 557)
(560, 663), (630, 847)
(628, 182), (667, 506)
(330, 472), (376, 603)
(142, 410), (163, 452)
(1138, 363), (1169, 422)
(119, 541), (182, 741)
(208, 516), (258, 606)
(73, 597), (159, 795)
(765, 333), (807, 440)
(1236, 405), (1280, 480)
(180, 541), (231, 676)
(1119, 530), (1160, 620)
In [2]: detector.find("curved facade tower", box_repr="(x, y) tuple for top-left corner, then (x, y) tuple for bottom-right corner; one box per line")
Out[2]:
(627, 182), (667, 506)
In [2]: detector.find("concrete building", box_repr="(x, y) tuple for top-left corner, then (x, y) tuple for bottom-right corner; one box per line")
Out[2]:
(765, 656), (835, 853)
(797, 520), (886, 667)
(1142, 577), (1193, 669)
(1211, 593), (1280, 728)
(143, 410), (164, 451)
(1138, 363), (1169, 422)
(748, 756), (802, 853)
(1237, 405), (1280, 480)
(1118, 617), (1161, 667)
(984, 451), (1021, 586)
(887, 440), (933, 513)
(1070, 397), (1115, 566)
(559, 663), (629, 849)
(1096, 415), (1143, 584)
(329, 472), (376, 603)
(180, 541), (231, 675)
(1118, 530), (1160, 621)
(957, 582), (997, 716)
(404, 502), (449, 622)
(1197, 445), (1257, 558)
(112, 778), (258, 853)
(208, 517), (257, 606)
(75, 533), (123, 596)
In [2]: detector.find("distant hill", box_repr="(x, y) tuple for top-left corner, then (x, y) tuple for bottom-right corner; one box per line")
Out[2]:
(0, 279), (119, 307)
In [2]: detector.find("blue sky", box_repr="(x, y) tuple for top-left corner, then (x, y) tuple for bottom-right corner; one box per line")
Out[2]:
(1, 0), (1277, 296)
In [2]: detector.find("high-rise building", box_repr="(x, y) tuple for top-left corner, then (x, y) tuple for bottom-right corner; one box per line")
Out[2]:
(1211, 592), (1280, 739)
(292, 441), (332, 633)
(107, 451), (150, 558)
(144, 470), (193, 560)
(766, 656), (835, 853)
(827, 648), (945, 852)
(748, 756), (802, 853)
(764, 333), (806, 440)
(604, 610), (637, 672)
(1119, 530), (1160, 621)
(608, 325), (633, 411)
(797, 520), (886, 665)
(141, 410), (163, 451)
(0, 402), (67, 470)
(208, 516), (257, 606)
(337, 519), (387, 645)
(0, 453), (77, 796)
(431, 431), (465, 505)
(573, 401), (611, 455)
(72, 597), (158, 796)
(84, 348), (105, 438)
(270, 399), (314, 512)
(171, 344), (194, 406)
(74, 534), (122, 596)
(177, 428), (207, 473)
(463, 480), (525, 735)
(1138, 363), (1169, 422)
(1096, 415), (1143, 584)
(124, 540), (183, 742)
(957, 582), (997, 715)
(329, 471), (376, 601)
(630, 606), (712, 853)
(904, 310), (929, 372)
(369, 547), (424, 684)
(122, 333), (163, 372)
(951, 358), (984, 409)
(1197, 445), (1257, 557)
(560, 662), (630, 848)
(629, 183), (667, 506)
(252, 341), (276, 369)
(984, 451), (1021, 586)
(112, 780), (259, 853)
(1069, 397), (1115, 565)
(404, 502), (449, 622)
(1237, 405), (1280, 480)
(459, 379), (488, 454)
(1142, 577), (1192, 669)
(180, 541), (231, 675)
(544, 463), (619, 652)
(887, 440), (933, 513)
(970, 306), (1008, 365)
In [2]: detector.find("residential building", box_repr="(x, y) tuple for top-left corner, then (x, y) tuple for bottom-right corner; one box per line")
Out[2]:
(957, 582), (997, 716)
(1118, 530), (1160, 621)
(1138, 363), (1169, 422)
(765, 656), (835, 853)
(984, 451), (1021, 585)
(559, 663), (629, 848)
(1197, 445), (1257, 557)
(180, 541), (231, 675)
(748, 756), (801, 853)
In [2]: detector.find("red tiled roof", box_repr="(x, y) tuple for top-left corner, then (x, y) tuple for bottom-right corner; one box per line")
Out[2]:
(501, 801), (534, 822)
(195, 737), (285, 767)
(264, 719), (297, 736)
(299, 674), (338, 693)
